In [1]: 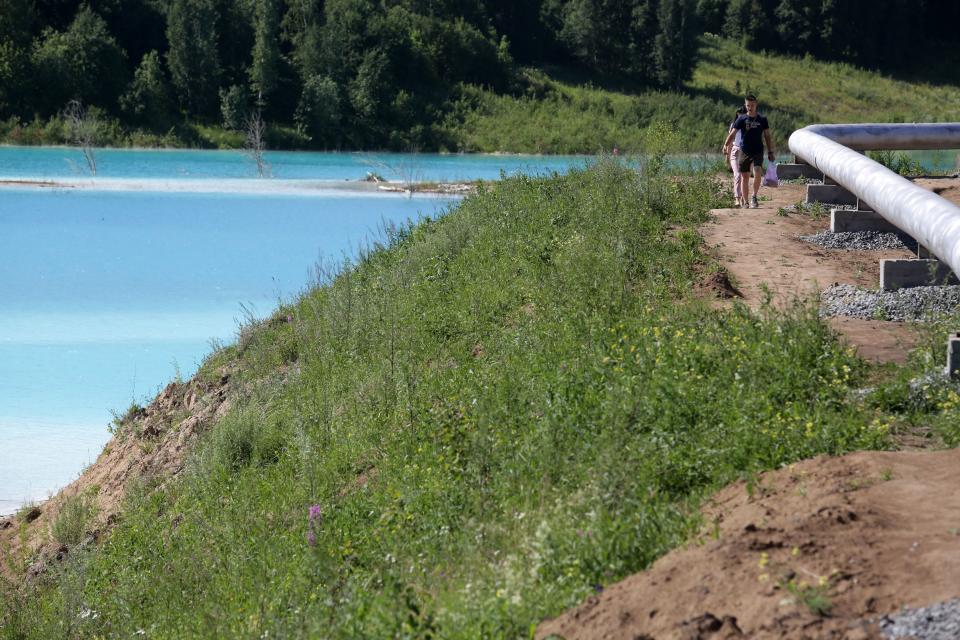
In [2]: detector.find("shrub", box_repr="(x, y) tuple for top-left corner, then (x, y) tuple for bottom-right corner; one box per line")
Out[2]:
(51, 492), (98, 548)
(219, 85), (249, 131)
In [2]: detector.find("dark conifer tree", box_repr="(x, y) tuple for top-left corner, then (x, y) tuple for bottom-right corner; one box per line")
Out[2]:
(250, 0), (282, 108)
(654, 0), (698, 87)
(166, 0), (222, 115)
(0, 0), (34, 116)
(774, 0), (821, 55)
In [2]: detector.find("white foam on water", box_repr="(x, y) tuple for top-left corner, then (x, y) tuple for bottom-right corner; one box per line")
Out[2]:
(0, 176), (460, 198)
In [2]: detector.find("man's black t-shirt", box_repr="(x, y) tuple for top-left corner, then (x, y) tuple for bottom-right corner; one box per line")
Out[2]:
(733, 114), (769, 155)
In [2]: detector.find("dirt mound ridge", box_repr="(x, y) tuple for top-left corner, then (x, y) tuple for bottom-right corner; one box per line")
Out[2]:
(0, 366), (237, 580)
(538, 448), (960, 639)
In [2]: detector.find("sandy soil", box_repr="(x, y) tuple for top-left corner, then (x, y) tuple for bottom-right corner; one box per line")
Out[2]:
(538, 449), (960, 639)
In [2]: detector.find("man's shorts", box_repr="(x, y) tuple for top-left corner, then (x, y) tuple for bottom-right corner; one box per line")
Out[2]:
(737, 151), (764, 173)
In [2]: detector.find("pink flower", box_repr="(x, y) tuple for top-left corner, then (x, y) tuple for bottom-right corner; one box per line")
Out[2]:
(306, 504), (322, 546)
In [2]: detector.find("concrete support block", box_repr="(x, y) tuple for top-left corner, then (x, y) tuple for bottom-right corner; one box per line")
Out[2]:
(777, 163), (823, 180)
(806, 184), (858, 206)
(880, 259), (959, 291)
(830, 209), (901, 233)
(946, 332), (960, 378)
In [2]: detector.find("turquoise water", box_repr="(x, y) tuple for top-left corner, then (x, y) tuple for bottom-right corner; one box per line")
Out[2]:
(0, 175), (469, 514)
(893, 149), (960, 173)
(0, 145), (587, 182)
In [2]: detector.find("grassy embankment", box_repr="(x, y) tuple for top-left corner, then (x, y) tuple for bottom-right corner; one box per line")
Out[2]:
(5, 35), (960, 154)
(443, 35), (960, 153)
(6, 145), (960, 636)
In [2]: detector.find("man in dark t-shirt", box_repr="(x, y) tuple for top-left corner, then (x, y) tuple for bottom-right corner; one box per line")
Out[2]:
(722, 94), (776, 208)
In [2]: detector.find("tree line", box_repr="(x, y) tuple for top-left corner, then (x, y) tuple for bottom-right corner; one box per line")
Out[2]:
(0, 0), (703, 149)
(0, 0), (955, 150)
(701, 0), (959, 70)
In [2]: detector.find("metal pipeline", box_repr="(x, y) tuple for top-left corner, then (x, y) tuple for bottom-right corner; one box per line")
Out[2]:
(788, 123), (960, 276)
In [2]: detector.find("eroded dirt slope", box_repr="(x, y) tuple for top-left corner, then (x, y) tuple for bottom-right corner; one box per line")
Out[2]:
(0, 366), (237, 580)
(539, 448), (960, 639)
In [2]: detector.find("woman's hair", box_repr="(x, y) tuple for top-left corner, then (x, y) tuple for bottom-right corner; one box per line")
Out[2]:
(735, 105), (747, 116)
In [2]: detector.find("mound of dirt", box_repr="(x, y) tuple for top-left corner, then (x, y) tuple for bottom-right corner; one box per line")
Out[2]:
(538, 448), (960, 639)
(697, 269), (743, 300)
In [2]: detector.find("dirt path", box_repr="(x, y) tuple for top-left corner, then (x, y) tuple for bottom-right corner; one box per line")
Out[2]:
(700, 182), (929, 363)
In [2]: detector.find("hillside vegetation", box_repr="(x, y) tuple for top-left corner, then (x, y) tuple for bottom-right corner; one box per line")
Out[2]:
(2, 0), (958, 153)
(12, 154), (960, 636)
(7, 34), (960, 155)
(446, 35), (960, 154)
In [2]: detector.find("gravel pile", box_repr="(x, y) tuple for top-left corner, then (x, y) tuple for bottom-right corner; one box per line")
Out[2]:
(820, 283), (960, 321)
(800, 230), (912, 252)
(879, 599), (960, 639)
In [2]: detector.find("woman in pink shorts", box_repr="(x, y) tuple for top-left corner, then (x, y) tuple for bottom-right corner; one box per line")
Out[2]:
(726, 106), (747, 207)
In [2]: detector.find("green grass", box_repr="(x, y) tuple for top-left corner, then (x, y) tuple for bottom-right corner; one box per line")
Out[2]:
(691, 35), (960, 126)
(50, 492), (98, 549)
(2, 156), (911, 638)
(0, 116), (306, 151)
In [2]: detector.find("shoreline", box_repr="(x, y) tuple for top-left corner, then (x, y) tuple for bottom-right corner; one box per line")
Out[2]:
(0, 177), (476, 197)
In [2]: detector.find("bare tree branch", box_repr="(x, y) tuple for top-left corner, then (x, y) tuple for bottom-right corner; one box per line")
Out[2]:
(244, 109), (271, 178)
(62, 100), (99, 176)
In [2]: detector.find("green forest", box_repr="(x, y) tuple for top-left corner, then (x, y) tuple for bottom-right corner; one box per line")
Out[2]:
(1, 0), (958, 151)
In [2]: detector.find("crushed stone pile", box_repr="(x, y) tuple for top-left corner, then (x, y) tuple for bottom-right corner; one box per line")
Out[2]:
(879, 599), (960, 640)
(820, 283), (960, 321)
(800, 230), (912, 252)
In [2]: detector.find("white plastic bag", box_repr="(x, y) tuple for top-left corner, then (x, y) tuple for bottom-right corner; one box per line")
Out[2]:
(762, 161), (779, 188)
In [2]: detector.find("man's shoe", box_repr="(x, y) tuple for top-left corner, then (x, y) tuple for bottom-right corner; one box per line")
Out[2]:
(751, 196), (759, 208)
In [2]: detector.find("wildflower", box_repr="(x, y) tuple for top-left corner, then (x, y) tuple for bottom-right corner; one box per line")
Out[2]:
(307, 504), (322, 546)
